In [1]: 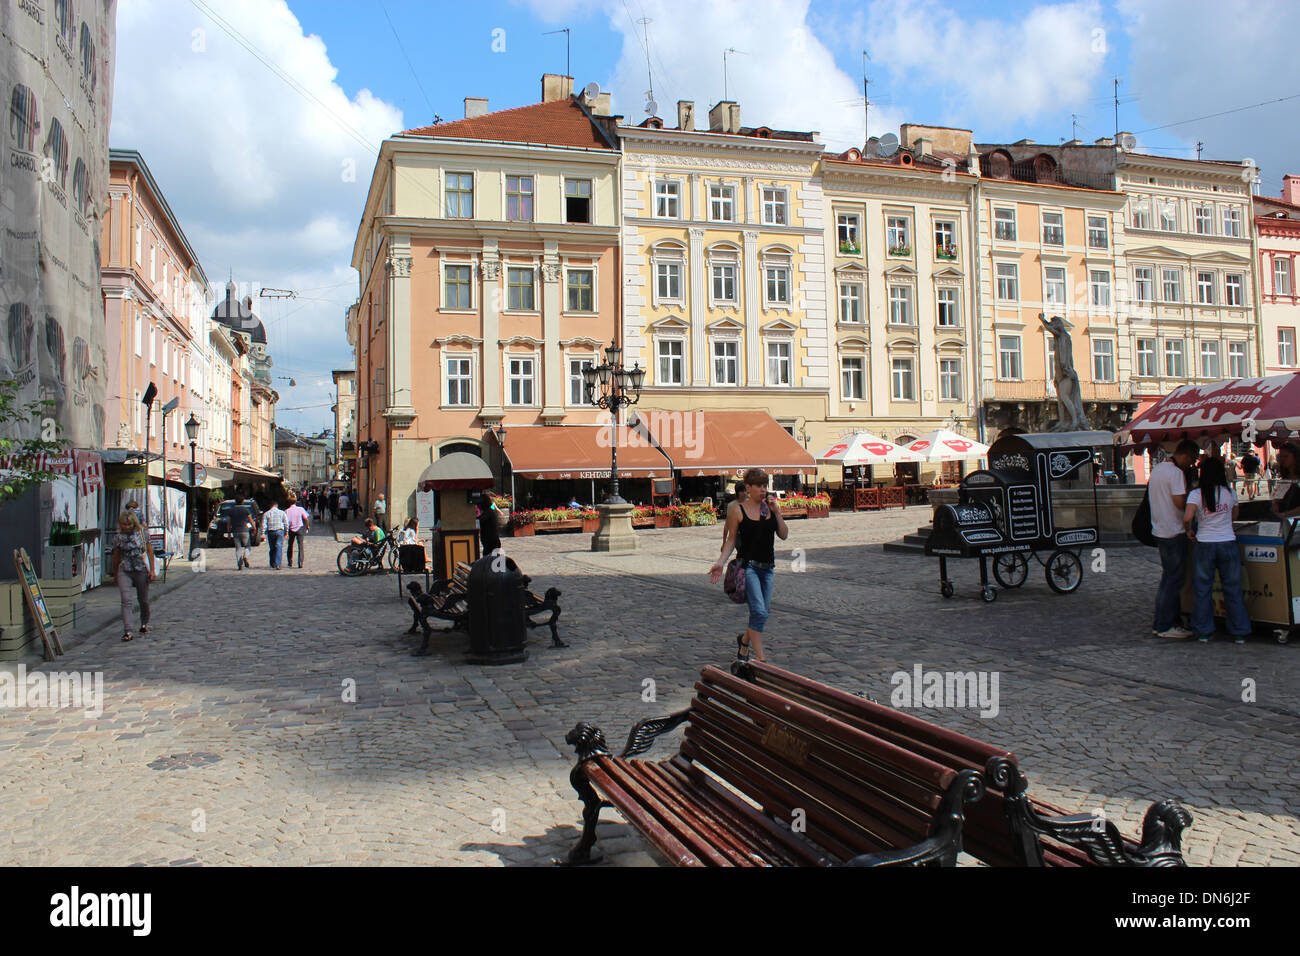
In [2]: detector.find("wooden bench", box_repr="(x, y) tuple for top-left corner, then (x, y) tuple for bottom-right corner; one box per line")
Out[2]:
(735, 660), (1191, 867)
(563, 664), (986, 866)
(406, 561), (473, 655)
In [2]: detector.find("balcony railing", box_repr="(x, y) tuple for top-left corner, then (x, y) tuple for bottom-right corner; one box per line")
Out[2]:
(982, 378), (1134, 402)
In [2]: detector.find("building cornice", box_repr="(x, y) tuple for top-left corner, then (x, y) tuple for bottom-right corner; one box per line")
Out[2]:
(375, 215), (619, 243)
(618, 128), (824, 159)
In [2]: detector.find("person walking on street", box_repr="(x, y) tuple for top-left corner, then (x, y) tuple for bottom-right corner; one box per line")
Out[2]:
(337, 490), (350, 522)
(478, 491), (501, 555)
(229, 496), (255, 569)
(1241, 447), (1261, 500)
(374, 493), (387, 532)
(262, 500), (288, 569)
(1150, 439), (1199, 639)
(285, 496), (310, 569)
(709, 468), (789, 663)
(1184, 457), (1251, 644)
(111, 509), (155, 641)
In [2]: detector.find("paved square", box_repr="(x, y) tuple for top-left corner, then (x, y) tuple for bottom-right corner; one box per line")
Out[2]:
(1, 510), (1296, 866)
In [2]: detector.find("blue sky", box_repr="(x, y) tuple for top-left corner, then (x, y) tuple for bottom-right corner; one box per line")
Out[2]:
(112, 0), (1298, 433)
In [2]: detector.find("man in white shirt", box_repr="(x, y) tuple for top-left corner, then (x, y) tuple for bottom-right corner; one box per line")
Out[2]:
(1150, 439), (1200, 638)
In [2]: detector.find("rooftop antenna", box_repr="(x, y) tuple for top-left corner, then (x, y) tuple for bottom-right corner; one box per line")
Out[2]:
(723, 47), (746, 101)
(637, 18), (654, 105)
(862, 50), (871, 147)
(543, 27), (571, 79)
(1113, 77), (1120, 139)
(1196, 140), (1204, 160)
(1071, 113), (1078, 141)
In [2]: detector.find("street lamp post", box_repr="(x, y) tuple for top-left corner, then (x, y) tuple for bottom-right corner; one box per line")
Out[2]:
(583, 339), (645, 552)
(185, 413), (201, 555)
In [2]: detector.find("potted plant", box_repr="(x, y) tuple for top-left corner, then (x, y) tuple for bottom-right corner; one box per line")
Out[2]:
(631, 505), (656, 528)
(653, 506), (674, 529)
(888, 243), (912, 257)
(777, 495), (808, 519)
(838, 239), (861, 255)
(935, 242), (958, 260)
(807, 493), (831, 517)
(535, 508), (583, 532)
(579, 508), (600, 533)
(509, 509), (536, 537)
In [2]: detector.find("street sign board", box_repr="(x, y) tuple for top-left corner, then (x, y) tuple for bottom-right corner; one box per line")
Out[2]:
(188, 463), (207, 485)
(166, 467), (183, 481)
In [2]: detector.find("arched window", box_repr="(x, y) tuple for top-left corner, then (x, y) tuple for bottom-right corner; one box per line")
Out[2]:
(439, 442), (482, 459)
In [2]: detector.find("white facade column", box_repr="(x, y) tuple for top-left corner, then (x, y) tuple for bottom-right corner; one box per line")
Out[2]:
(480, 239), (503, 417)
(541, 240), (564, 417)
(743, 229), (761, 382)
(383, 234), (416, 426)
(689, 227), (707, 382)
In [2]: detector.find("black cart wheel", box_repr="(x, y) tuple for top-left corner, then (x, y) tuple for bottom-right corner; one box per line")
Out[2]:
(940, 581), (954, 599)
(981, 587), (997, 603)
(1044, 549), (1083, 594)
(992, 552), (1029, 589)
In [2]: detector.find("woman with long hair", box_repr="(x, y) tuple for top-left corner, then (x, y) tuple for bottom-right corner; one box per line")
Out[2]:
(709, 468), (789, 662)
(1184, 457), (1251, 644)
(110, 508), (155, 641)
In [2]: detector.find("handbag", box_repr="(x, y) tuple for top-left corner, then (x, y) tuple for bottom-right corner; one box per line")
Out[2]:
(1131, 486), (1156, 547)
(723, 558), (747, 604)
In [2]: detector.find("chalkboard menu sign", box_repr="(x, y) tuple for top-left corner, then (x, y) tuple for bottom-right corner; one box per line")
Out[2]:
(13, 548), (63, 660)
(1008, 485), (1040, 540)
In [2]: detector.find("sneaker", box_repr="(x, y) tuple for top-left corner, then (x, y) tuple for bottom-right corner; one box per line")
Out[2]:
(1156, 626), (1194, 639)
(1233, 635), (1247, 645)
(1197, 633), (1213, 643)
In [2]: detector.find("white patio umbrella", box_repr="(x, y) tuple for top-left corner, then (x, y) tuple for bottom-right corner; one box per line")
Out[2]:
(901, 429), (989, 462)
(814, 431), (925, 465)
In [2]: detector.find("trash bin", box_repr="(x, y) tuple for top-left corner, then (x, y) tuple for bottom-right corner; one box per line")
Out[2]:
(465, 553), (528, 665)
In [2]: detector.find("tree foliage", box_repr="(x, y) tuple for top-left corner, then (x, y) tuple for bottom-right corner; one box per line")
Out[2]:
(0, 378), (72, 505)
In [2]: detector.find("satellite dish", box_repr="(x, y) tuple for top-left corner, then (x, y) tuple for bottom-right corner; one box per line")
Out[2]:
(865, 136), (881, 156)
(878, 133), (899, 157)
(583, 82), (600, 100)
(646, 99), (659, 117)
(1118, 132), (1137, 151)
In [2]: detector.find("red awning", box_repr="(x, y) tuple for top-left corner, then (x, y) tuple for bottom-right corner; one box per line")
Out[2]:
(640, 410), (817, 477)
(500, 425), (673, 480)
(1118, 373), (1300, 447)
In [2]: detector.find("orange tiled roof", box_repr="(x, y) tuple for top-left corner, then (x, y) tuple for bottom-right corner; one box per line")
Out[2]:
(402, 99), (613, 150)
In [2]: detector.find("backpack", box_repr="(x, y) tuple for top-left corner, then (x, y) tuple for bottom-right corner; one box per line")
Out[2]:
(1131, 486), (1157, 547)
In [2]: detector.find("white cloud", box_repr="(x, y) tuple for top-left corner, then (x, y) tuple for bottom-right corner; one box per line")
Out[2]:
(112, 0), (402, 430)
(1117, 0), (1298, 193)
(849, 0), (1108, 127)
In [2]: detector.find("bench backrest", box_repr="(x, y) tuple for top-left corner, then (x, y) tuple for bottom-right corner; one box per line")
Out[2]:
(680, 666), (961, 864)
(451, 562), (473, 592)
(741, 661), (1088, 866)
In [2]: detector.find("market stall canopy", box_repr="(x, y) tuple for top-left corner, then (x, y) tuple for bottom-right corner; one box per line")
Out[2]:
(638, 410), (816, 477)
(497, 425), (672, 480)
(418, 452), (495, 491)
(814, 431), (925, 466)
(1117, 374), (1300, 448)
(902, 429), (989, 462)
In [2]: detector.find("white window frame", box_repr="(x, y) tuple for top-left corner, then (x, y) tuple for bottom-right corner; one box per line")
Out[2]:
(766, 339), (793, 387)
(564, 266), (595, 313)
(709, 253), (739, 306)
(1044, 266), (1067, 307)
(133, 313), (142, 356)
(134, 391), (141, 433)
(761, 187), (788, 226)
(1136, 338), (1157, 377)
(1041, 210), (1064, 246)
(996, 262), (1019, 301)
(1225, 273), (1244, 307)
(1193, 204), (1213, 235)
(444, 353), (474, 407)
(506, 354), (537, 406)
(1089, 270), (1111, 308)
(891, 355), (916, 401)
(656, 336), (685, 385)
(934, 220), (957, 259)
(1161, 267), (1181, 303)
(1092, 339), (1115, 382)
(564, 178), (593, 225)
(708, 184), (736, 223)
(1159, 199), (1178, 232)
(1133, 265), (1154, 303)
(134, 225), (142, 264)
(1275, 258), (1293, 296)
(1228, 341), (1248, 378)
(1279, 328), (1296, 367)
(1223, 206), (1242, 238)
(654, 179), (681, 219)
(840, 355), (865, 400)
(505, 174), (534, 222)
(1164, 338), (1186, 378)
(1086, 215), (1108, 249)
(936, 287), (959, 327)
(888, 284), (914, 325)
(838, 282), (864, 324)
(763, 254), (791, 308)
(836, 213), (861, 254)
(998, 335), (1022, 381)
(886, 215), (911, 255)
(1131, 197), (1151, 230)
(148, 325), (156, 366)
(1196, 270), (1216, 306)
(1200, 340), (1221, 379)
(712, 338), (740, 386)
(993, 206), (1016, 241)
(445, 171), (473, 219)
(939, 357), (962, 401)
(655, 258), (684, 305)
(567, 355), (595, 407)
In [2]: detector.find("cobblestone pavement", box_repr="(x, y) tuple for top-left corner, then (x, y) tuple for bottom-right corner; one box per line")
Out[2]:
(1, 510), (1296, 866)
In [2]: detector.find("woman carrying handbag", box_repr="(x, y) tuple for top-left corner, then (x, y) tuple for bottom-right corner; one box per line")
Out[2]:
(709, 468), (789, 662)
(110, 509), (155, 641)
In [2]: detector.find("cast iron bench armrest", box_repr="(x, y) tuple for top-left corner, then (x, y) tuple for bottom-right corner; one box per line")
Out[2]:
(844, 770), (985, 867)
(618, 709), (691, 759)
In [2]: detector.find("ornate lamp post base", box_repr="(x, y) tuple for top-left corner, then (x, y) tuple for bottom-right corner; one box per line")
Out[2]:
(590, 501), (640, 553)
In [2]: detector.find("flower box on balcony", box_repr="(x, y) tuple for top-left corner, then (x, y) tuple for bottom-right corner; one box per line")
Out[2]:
(838, 241), (861, 256)
(935, 246), (959, 260)
(888, 245), (912, 257)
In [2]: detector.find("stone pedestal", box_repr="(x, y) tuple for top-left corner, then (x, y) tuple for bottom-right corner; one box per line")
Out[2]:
(590, 502), (640, 553)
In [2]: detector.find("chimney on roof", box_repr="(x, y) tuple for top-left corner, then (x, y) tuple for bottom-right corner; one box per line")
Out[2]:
(1064, 139), (1082, 146)
(677, 100), (695, 131)
(541, 74), (574, 103)
(912, 137), (933, 156)
(464, 97), (488, 119)
(1283, 174), (1300, 205)
(709, 100), (741, 134)
(1094, 136), (1114, 146)
(1014, 138), (1035, 146)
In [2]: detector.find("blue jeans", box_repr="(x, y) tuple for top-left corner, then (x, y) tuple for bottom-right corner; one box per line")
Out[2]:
(266, 530), (284, 568)
(744, 565), (775, 633)
(1153, 534), (1188, 631)
(1190, 540), (1252, 637)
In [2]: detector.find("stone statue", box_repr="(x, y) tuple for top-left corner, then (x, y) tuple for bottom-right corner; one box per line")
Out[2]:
(1038, 313), (1087, 432)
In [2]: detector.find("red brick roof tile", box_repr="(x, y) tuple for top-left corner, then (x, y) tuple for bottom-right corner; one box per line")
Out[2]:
(402, 99), (612, 150)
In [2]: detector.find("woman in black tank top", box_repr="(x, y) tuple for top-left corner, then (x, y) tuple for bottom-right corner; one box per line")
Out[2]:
(709, 468), (789, 662)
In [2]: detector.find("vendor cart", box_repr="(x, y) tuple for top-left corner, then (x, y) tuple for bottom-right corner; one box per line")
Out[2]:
(1119, 373), (1300, 644)
(925, 431), (1109, 602)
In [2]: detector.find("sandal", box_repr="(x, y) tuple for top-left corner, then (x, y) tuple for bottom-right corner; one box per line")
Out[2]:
(121, 632), (134, 642)
(736, 633), (750, 658)
(140, 624), (149, 634)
